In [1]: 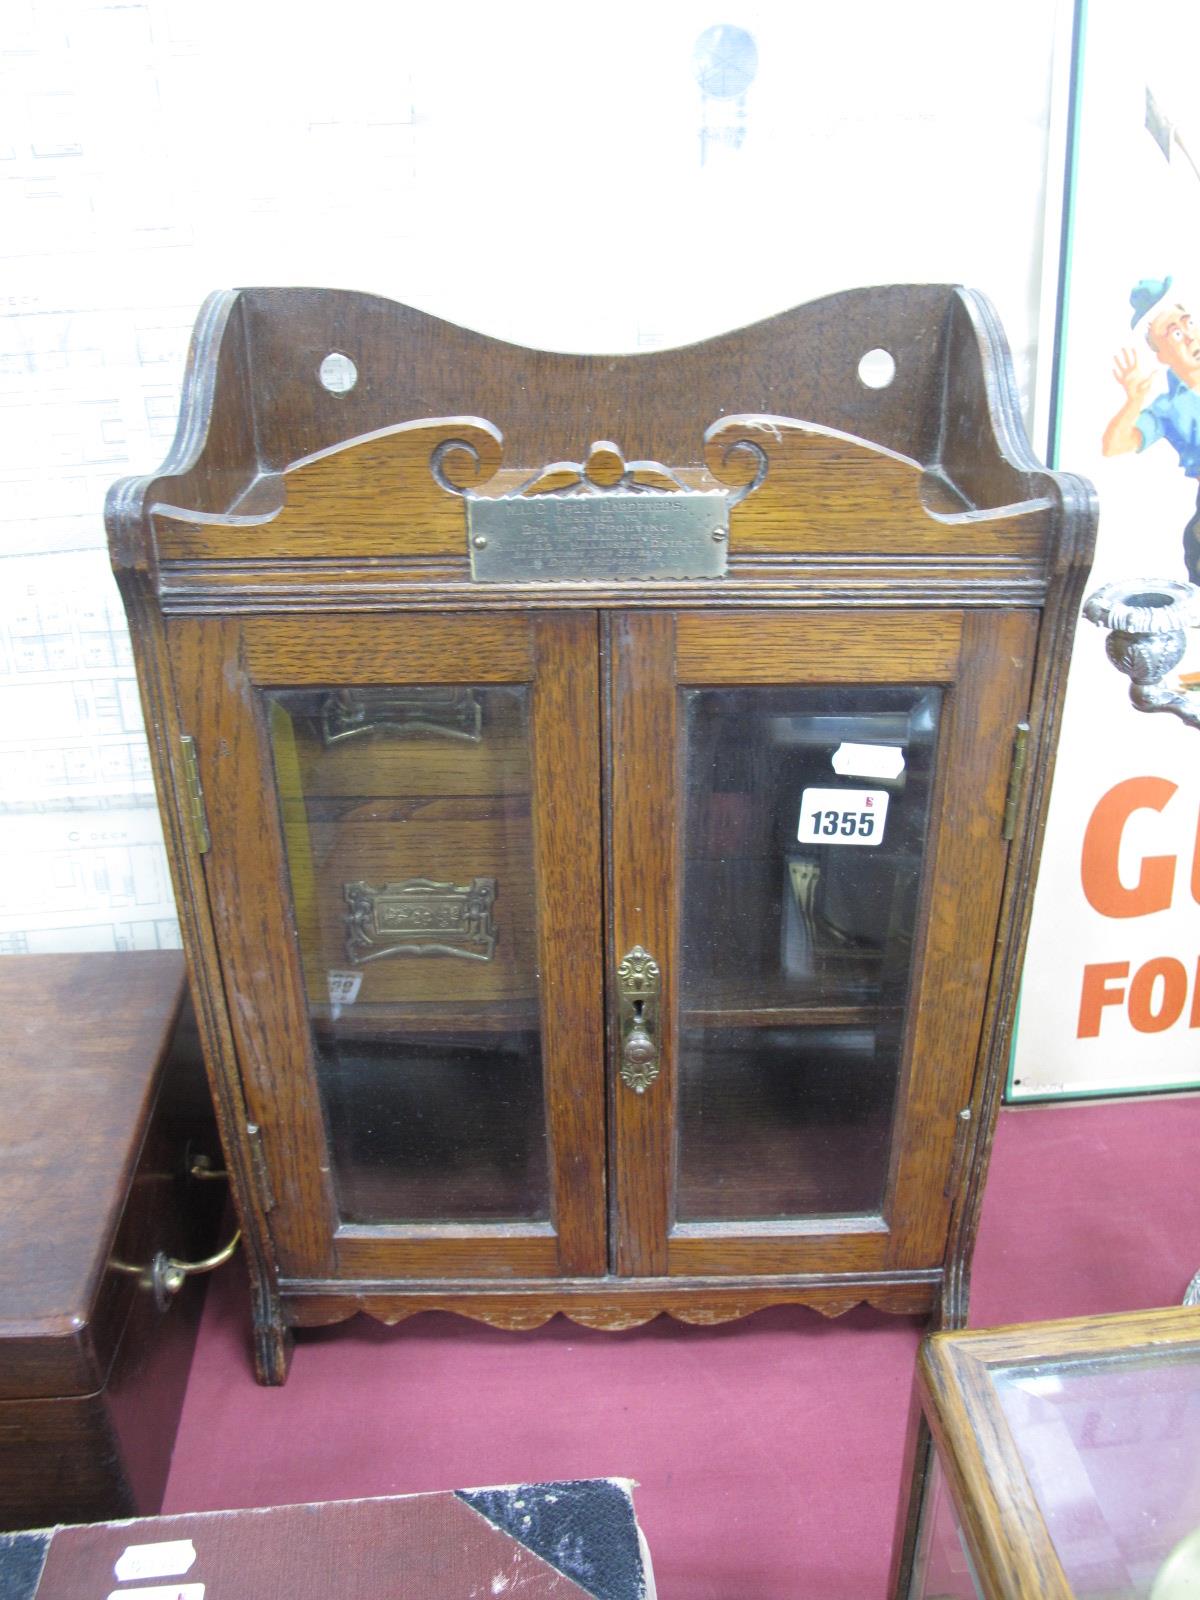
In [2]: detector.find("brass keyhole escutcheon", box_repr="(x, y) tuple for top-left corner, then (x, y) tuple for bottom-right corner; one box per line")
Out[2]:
(618, 946), (661, 1093)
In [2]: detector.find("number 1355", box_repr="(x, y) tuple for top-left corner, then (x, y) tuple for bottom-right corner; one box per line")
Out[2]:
(797, 787), (890, 848)
(811, 808), (875, 838)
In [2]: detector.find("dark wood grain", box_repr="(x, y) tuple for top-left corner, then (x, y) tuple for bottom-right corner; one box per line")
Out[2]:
(112, 579), (294, 1384)
(148, 406), (1055, 567)
(333, 1229), (560, 1278)
(607, 613), (678, 1278)
(645, 608), (1037, 1282)
(0, 1392), (137, 1529)
(105, 291), (255, 573)
(674, 610), (963, 682)
(0, 952), (185, 1398)
(242, 613), (532, 682)
(939, 482), (1099, 1330)
(154, 417), (503, 560)
(168, 616), (342, 1277)
(530, 614), (608, 1275)
(281, 1270), (941, 1330)
(171, 611), (606, 1286)
(884, 1375), (935, 1600)
(0, 953), (223, 1527)
(921, 1336), (1077, 1600)
(156, 559), (1051, 615)
(115, 285), (1058, 512)
(106, 285), (1097, 1376)
(887, 611), (1038, 1270)
(707, 416), (1051, 558)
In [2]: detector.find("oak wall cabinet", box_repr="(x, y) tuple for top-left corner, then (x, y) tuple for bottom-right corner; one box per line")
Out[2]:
(107, 287), (1095, 1382)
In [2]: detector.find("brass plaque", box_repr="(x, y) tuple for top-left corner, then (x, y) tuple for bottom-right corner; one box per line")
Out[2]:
(344, 877), (497, 964)
(467, 491), (729, 582)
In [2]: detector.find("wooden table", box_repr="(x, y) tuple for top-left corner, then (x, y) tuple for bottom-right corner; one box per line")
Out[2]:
(0, 952), (224, 1530)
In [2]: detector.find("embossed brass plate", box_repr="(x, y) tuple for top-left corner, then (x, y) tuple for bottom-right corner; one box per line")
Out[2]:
(321, 687), (482, 744)
(344, 877), (497, 964)
(468, 492), (729, 583)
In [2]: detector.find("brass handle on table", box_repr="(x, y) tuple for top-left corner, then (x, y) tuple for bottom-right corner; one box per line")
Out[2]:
(159, 1229), (242, 1284)
(121, 1233), (243, 1311)
(110, 1230), (242, 1310)
(110, 1152), (241, 1310)
(618, 946), (662, 1093)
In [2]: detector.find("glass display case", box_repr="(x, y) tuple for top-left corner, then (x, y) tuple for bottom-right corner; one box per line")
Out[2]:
(107, 285), (1095, 1379)
(895, 1305), (1200, 1600)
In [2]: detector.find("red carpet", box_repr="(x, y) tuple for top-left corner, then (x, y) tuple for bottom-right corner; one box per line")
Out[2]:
(163, 1097), (1200, 1597)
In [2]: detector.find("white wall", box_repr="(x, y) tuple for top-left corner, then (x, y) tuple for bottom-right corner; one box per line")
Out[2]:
(0, 0), (1066, 953)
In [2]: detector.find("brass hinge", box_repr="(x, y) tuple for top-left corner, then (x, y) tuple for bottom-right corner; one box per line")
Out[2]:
(1001, 722), (1030, 841)
(179, 734), (211, 855)
(246, 1122), (276, 1212)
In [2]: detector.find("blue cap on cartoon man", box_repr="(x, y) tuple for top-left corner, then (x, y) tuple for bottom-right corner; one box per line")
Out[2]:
(1130, 275), (1173, 328)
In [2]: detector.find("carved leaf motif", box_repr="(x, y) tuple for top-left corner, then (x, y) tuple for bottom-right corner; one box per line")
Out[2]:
(619, 1055), (660, 1094)
(617, 946), (661, 996)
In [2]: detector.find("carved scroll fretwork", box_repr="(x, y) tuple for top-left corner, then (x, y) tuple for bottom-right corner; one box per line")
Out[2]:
(433, 438), (766, 583)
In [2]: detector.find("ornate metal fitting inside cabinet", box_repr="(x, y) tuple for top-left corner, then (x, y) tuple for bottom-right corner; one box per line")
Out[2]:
(435, 437), (766, 582)
(344, 878), (497, 965)
(321, 687), (483, 744)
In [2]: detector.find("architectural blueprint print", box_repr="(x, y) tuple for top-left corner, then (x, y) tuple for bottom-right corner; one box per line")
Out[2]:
(0, 554), (180, 951)
(1, 0), (1060, 955)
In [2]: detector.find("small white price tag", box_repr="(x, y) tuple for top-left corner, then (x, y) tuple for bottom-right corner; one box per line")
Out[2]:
(327, 969), (363, 1015)
(831, 741), (905, 781)
(114, 1543), (197, 1582)
(798, 787), (889, 847)
(105, 1588), (204, 1600)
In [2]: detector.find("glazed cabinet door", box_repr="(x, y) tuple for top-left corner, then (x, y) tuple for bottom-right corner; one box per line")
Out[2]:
(168, 612), (606, 1281)
(607, 609), (1037, 1278)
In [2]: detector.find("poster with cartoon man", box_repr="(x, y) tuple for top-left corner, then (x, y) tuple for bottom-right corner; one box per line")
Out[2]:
(1103, 276), (1200, 582)
(1010, 2), (1200, 1102)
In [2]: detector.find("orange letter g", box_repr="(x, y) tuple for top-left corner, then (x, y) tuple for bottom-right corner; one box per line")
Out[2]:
(1081, 777), (1177, 919)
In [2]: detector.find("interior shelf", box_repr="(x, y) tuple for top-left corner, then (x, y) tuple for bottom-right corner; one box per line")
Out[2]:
(311, 999), (540, 1036)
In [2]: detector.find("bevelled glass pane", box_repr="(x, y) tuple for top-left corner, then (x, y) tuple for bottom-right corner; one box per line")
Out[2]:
(993, 1355), (1200, 1597)
(676, 685), (941, 1222)
(907, 1456), (985, 1600)
(267, 684), (548, 1224)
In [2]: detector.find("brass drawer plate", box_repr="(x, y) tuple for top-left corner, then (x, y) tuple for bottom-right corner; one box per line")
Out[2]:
(344, 876), (497, 965)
